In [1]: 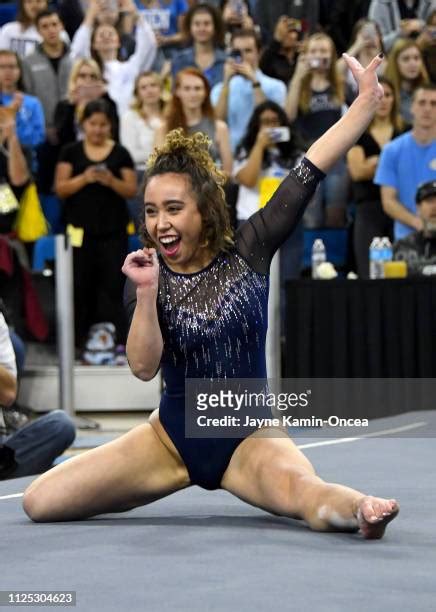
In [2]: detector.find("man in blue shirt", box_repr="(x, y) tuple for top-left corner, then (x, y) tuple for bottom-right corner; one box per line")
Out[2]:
(375, 84), (436, 240)
(211, 29), (286, 152)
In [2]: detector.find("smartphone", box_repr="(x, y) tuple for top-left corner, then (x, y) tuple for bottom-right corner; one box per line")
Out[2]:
(94, 163), (108, 173)
(228, 49), (243, 63)
(308, 57), (329, 69)
(266, 127), (291, 143)
(229, 0), (245, 18)
(361, 22), (377, 39)
(76, 84), (102, 100)
(102, 0), (118, 12)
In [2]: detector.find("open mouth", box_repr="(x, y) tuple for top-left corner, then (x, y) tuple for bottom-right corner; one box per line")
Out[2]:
(159, 235), (181, 257)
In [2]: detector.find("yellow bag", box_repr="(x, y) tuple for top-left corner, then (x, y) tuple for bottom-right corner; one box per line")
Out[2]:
(14, 183), (49, 242)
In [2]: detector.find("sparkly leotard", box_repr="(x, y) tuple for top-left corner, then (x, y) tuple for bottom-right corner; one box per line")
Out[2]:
(125, 158), (324, 489)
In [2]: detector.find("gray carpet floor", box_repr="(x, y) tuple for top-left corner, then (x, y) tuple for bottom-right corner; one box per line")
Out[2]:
(1, 412), (435, 612)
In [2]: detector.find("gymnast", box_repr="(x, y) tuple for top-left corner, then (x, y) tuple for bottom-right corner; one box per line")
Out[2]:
(22, 53), (399, 538)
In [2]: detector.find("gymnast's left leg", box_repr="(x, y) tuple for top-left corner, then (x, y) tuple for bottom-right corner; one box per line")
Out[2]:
(220, 430), (399, 539)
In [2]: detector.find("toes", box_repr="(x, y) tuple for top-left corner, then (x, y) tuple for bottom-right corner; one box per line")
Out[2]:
(361, 498), (378, 522)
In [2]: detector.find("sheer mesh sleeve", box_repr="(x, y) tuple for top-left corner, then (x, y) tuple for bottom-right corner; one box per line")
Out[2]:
(235, 157), (325, 274)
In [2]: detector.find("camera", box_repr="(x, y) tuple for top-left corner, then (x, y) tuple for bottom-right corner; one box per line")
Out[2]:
(361, 23), (377, 39)
(266, 127), (291, 143)
(228, 49), (243, 63)
(308, 57), (329, 69)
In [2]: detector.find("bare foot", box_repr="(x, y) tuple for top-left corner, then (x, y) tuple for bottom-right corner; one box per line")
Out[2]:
(355, 496), (399, 539)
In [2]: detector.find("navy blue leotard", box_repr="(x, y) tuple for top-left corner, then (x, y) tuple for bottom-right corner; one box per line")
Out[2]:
(125, 158), (324, 489)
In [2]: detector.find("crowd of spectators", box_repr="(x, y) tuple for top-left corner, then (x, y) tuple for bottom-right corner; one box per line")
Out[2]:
(0, 0), (435, 361)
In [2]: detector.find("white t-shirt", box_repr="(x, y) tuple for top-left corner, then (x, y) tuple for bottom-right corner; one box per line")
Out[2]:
(0, 22), (70, 58)
(120, 109), (161, 167)
(0, 313), (16, 380)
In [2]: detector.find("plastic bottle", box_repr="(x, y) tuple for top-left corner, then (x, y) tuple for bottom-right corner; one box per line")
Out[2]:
(369, 237), (383, 279)
(380, 236), (393, 269)
(312, 239), (326, 279)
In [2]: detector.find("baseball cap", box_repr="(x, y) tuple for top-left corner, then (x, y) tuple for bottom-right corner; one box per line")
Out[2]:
(416, 180), (436, 204)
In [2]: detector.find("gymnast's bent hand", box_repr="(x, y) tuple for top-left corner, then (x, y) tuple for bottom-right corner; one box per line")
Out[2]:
(122, 248), (160, 293)
(305, 52), (384, 174)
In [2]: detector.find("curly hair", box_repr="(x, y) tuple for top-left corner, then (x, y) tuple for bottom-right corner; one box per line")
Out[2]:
(141, 129), (234, 254)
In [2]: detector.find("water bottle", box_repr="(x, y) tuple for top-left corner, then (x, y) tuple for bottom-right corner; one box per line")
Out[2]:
(380, 236), (393, 269)
(369, 237), (383, 279)
(312, 239), (326, 279)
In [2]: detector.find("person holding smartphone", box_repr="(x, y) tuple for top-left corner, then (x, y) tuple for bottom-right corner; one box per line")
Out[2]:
(55, 99), (137, 350)
(286, 33), (350, 228)
(71, 0), (157, 114)
(54, 58), (120, 146)
(211, 28), (286, 152)
(337, 19), (387, 103)
(259, 15), (303, 86)
(233, 100), (304, 321)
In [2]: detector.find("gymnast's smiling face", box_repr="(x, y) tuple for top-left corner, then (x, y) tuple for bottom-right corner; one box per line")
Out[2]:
(144, 173), (213, 274)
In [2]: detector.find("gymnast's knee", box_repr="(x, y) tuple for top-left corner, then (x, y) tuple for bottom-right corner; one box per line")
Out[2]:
(22, 483), (55, 523)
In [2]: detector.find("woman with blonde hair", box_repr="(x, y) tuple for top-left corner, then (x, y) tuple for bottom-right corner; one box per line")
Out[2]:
(286, 32), (350, 227)
(155, 67), (232, 175)
(384, 38), (430, 124)
(54, 58), (119, 146)
(120, 71), (165, 169)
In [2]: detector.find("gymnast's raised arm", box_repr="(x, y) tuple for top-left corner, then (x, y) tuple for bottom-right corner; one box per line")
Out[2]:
(236, 53), (385, 272)
(305, 53), (384, 173)
(122, 249), (163, 381)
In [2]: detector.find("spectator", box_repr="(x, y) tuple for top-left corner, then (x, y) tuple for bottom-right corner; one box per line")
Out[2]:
(155, 67), (232, 174)
(417, 9), (436, 82)
(233, 100), (304, 320)
(0, 50), (45, 151)
(121, 70), (165, 168)
(285, 33), (349, 227)
(347, 77), (403, 278)
(71, 0), (157, 113)
(0, 310), (76, 481)
(393, 179), (436, 274)
(171, 3), (226, 89)
(211, 29), (286, 152)
(121, 70), (165, 228)
(259, 16), (303, 86)
(82, 0), (139, 62)
(254, 0), (320, 44)
(221, 0), (254, 43)
(375, 84), (436, 240)
(138, 0), (188, 58)
(54, 58), (119, 146)
(0, 105), (30, 234)
(337, 19), (386, 104)
(324, 0), (371, 55)
(384, 38), (430, 124)
(0, 0), (70, 59)
(368, 0), (436, 51)
(0, 115), (48, 342)
(21, 9), (73, 192)
(55, 99), (137, 349)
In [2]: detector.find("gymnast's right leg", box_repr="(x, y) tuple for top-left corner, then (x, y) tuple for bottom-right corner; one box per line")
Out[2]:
(22, 418), (191, 522)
